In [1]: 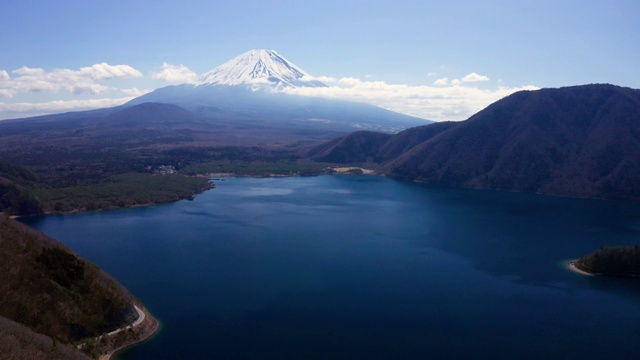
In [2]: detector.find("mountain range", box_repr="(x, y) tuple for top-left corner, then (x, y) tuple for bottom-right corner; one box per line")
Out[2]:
(310, 84), (640, 200)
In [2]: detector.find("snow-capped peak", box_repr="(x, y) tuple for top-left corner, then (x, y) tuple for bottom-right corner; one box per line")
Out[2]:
(195, 49), (326, 88)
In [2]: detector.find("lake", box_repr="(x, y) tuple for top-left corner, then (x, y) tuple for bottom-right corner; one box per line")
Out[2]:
(21, 175), (640, 359)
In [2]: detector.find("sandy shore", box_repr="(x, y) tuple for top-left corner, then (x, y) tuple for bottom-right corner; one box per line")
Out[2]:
(99, 306), (159, 360)
(333, 167), (376, 175)
(565, 260), (595, 276)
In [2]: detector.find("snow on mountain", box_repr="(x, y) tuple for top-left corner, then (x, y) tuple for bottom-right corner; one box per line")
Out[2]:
(125, 49), (430, 132)
(195, 49), (326, 88)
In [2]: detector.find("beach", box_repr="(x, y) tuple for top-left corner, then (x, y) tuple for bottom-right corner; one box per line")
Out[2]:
(565, 260), (595, 277)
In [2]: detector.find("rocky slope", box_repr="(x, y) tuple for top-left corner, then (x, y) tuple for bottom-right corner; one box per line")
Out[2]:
(0, 214), (148, 358)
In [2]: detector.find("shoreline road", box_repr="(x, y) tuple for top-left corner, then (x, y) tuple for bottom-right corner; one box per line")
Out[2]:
(98, 305), (158, 360)
(107, 305), (145, 336)
(80, 304), (147, 350)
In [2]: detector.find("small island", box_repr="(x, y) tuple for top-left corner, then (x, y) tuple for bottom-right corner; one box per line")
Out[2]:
(571, 246), (640, 278)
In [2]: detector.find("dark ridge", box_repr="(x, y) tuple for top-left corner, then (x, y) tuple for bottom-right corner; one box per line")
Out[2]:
(305, 121), (460, 165)
(308, 84), (640, 201)
(307, 131), (393, 163)
(387, 84), (640, 200)
(376, 121), (460, 161)
(0, 215), (138, 344)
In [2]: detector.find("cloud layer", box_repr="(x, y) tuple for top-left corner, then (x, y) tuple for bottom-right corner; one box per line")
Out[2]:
(0, 62), (538, 122)
(151, 63), (197, 83)
(0, 63), (142, 98)
(434, 72), (491, 87)
(283, 76), (537, 121)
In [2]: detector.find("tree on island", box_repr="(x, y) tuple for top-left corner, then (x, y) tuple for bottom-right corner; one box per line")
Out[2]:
(576, 246), (640, 277)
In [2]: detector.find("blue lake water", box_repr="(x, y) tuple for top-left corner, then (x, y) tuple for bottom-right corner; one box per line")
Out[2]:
(21, 175), (640, 359)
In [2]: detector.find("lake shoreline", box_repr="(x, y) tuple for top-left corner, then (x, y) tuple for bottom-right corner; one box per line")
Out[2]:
(99, 306), (160, 360)
(565, 260), (595, 276)
(22, 175), (640, 359)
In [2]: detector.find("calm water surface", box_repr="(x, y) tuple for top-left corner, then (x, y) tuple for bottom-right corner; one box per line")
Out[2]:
(21, 176), (640, 359)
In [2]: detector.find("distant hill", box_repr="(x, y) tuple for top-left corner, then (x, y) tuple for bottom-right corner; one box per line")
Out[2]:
(309, 84), (640, 201)
(307, 131), (393, 163)
(128, 85), (430, 133)
(0, 215), (142, 357)
(98, 102), (202, 126)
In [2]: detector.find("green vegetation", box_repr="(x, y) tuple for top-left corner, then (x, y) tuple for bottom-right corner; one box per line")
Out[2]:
(1, 164), (213, 215)
(34, 172), (213, 213)
(0, 136), (330, 215)
(575, 246), (640, 277)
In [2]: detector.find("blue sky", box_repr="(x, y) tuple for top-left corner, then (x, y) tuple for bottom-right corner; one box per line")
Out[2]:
(1, 0), (638, 121)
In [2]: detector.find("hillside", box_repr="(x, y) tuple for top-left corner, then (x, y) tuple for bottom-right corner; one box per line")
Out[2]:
(376, 121), (460, 161)
(307, 130), (393, 164)
(0, 315), (90, 360)
(0, 161), (42, 215)
(309, 84), (640, 201)
(0, 214), (154, 358)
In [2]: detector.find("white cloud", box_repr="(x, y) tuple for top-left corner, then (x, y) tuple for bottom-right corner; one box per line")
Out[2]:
(300, 74), (337, 83)
(0, 97), (135, 120)
(461, 72), (490, 82)
(70, 83), (113, 95)
(0, 62), (536, 123)
(0, 70), (10, 81)
(151, 63), (197, 83)
(433, 77), (448, 86)
(13, 66), (45, 76)
(0, 63), (142, 98)
(120, 87), (151, 96)
(0, 89), (13, 98)
(79, 62), (142, 80)
(280, 77), (538, 121)
(432, 72), (489, 89)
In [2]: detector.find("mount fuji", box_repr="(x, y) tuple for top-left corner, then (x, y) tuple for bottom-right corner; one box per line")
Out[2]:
(195, 49), (326, 88)
(127, 49), (430, 133)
